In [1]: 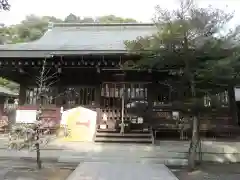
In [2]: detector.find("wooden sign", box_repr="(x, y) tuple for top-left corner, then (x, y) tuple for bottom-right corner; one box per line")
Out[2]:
(61, 106), (97, 142)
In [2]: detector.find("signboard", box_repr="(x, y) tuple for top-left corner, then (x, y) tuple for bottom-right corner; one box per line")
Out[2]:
(16, 110), (37, 124)
(61, 106), (97, 142)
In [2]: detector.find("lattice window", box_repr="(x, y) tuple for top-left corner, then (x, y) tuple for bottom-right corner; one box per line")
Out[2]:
(203, 94), (211, 107)
(26, 87), (57, 105)
(203, 91), (229, 108)
(126, 84), (147, 100)
(64, 87), (95, 106)
(217, 91), (229, 106)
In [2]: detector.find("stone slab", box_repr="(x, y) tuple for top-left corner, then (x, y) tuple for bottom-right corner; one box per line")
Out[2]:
(0, 168), (11, 179)
(66, 162), (179, 180)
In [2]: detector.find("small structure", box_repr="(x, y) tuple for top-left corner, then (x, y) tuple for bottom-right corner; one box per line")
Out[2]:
(0, 86), (18, 132)
(61, 106), (97, 141)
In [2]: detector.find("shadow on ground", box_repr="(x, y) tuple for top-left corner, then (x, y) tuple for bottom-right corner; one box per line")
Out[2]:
(170, 163), (240, 180)
(1, 159), (77, 180)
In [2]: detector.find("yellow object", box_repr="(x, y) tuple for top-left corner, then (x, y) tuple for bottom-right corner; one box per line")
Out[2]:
(62, 107), (96, 142)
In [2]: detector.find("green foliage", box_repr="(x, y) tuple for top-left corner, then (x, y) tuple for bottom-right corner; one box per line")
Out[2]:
(0, 77), (18, 93)
(96, 15), (137, 23)
(0, 0), (9, 11)
(0, 77), (10, 86)
(124, 0), (240, 94)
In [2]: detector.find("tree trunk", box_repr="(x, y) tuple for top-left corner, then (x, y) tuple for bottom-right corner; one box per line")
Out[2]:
(120, 87), (125, 134)
(188, 115), (200, 170)
(36, 106), (42, 169)
(36, 100), (42, 169)
(182, 31), (200, 170)
(188, 80), (200, 171)
(36, 135), (42, 169)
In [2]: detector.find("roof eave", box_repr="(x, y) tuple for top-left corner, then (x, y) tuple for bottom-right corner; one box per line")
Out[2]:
(51, 22), (155, 28)
(0, 50), (138, 58)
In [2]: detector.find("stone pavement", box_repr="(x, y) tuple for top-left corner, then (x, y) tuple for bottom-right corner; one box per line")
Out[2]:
(66, 162), (179, 180)
(0, 134), (61, 150)
(0, 159), (75, 180)
(1, 140), (240, 179)
(0, 141), (189, 166)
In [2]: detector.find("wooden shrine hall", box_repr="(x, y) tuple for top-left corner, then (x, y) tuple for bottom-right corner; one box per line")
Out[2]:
(0, 23), (239, 143)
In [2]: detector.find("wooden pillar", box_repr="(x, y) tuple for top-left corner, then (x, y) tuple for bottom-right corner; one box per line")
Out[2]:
(56, 86), (64, 107)
(95, 77), (101, 126)
(228, 86), (238, 125)
(55, 72), (64, 107)
(147, 82), (154, 125)
(19, 84), (27, 105)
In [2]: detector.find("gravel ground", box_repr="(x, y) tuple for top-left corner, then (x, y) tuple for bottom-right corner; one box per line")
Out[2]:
(0, 159), (77, 180)
(170, 163), (240, 180)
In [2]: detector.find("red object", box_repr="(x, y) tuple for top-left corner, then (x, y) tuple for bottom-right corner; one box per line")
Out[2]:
(76, 120), (90, 127)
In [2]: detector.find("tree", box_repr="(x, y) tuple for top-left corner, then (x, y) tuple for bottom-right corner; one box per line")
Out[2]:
(14, 15), (63, 42)
(96, 15), (137, 23)
(64, 13), (81, 23)
(0, 0), (10, 11)
(125, 0), (240, 170)
(34, 58), (61, 169)
(8, 58), (61, 169)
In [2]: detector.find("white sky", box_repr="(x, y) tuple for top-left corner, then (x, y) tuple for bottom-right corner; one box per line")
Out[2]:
(1, 0), (240, 27)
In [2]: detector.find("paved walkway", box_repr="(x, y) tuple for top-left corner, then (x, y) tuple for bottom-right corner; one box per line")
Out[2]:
(0, 140), (181, 180)
(66, 162), (179, 180)
(0, 141), (188, 166)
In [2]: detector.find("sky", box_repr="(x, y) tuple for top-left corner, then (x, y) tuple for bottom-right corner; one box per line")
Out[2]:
(1, 0), (240, 27)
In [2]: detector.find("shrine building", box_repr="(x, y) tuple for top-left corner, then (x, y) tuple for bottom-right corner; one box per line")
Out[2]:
(0, 23), (238, 143)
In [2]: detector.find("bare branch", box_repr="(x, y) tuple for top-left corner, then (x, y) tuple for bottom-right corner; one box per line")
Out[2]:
(44, 67), (52, 77)
(45, 79), (59, 88)
(42, 72), (59, 82)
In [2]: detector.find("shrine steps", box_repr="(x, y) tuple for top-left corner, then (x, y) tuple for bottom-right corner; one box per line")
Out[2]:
(94, 130), (153, 144)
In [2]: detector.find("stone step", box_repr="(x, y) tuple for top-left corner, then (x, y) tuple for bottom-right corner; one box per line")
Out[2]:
(94, 137), (152, 143)
(59, 150), (188, 160)
(96, 129), (151, 133)
(59, 156), (188, 166)
(95, 132), (152, 138)
(95, 130), (152, 143)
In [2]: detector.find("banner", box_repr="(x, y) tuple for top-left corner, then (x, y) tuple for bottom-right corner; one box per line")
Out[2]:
(16, 109), (37, 124)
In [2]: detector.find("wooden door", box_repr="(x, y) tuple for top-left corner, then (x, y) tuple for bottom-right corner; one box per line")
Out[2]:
(99, 82), (148, 131)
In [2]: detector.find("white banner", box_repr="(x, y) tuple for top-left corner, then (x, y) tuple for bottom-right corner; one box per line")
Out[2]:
(16, 110), (37, 124)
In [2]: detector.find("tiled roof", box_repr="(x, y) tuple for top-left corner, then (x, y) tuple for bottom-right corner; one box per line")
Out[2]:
(0, 23), (156, 57)
(0, 86), (18, 97)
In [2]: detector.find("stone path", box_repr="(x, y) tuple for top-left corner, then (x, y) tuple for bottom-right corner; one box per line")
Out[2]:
(1, 140), (240, 179)
(66, 162), (179, 180)
(0, 142), (188, 166)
